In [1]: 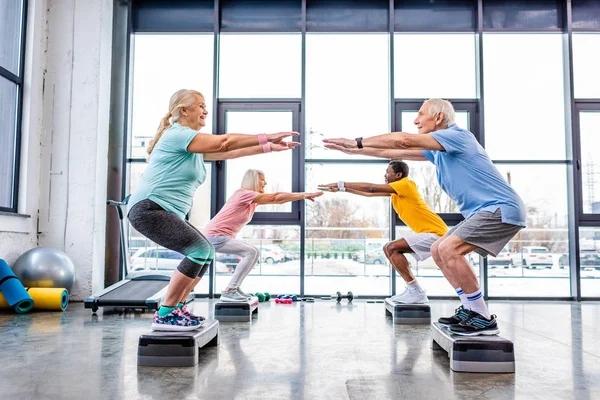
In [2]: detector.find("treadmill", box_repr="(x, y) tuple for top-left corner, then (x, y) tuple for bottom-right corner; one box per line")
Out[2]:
(84, 196), (176, 313)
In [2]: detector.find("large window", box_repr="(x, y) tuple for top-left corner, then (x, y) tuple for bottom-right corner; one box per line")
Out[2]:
(124, 0), (600, 299)
(393, 34), (477, 99)
(305, 34), (389, 160)
(483, 34), (566, 161)
(0, 0), (26, 211)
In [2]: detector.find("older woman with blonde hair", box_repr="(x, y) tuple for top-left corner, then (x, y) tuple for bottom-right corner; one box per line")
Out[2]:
(200, 169), (322, 302)
(127, 89), (299, 331)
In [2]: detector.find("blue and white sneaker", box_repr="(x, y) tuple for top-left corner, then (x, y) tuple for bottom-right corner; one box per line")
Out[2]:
(438, 305), (471, 327)
(448, 311), (500, 336)
(151, 308), (203, 332)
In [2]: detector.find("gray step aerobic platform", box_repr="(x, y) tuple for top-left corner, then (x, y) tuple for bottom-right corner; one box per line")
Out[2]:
(214, 297), (259, 322)
(431, 322), (515, 373)
(384, 298), (431, 324)
(137, 319), (219, 367)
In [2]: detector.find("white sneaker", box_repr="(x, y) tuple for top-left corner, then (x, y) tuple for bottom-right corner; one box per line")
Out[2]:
(236, 287), (251, 298)
(391, 288), (429, 304)
(220, 289), (250, 302)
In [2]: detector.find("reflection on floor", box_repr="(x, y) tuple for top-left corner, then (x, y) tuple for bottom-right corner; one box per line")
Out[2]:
(1, 300), (599, 399)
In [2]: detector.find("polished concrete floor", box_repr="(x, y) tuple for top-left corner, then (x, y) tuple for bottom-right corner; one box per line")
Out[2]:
(1, 300), (599, 400)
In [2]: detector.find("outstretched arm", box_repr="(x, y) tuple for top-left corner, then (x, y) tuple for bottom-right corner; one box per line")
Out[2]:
(322, 141), (428, 161)
(188, 131), (299, 154)
(204, 142), (300, 161)
(252, 191), (324, 205)
(318, 182), (395, 197)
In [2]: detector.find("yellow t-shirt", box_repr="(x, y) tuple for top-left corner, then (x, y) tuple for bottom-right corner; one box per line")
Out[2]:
(389, 178), (448, 237)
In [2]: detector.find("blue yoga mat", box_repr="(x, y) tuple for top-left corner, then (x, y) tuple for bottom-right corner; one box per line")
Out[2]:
(0, 259), (34, 314)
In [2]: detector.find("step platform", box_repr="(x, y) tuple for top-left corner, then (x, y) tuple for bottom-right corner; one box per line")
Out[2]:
(137, 319), (219, 367)
(431, 322), (515, 373)
(384, 298), (431, 324)
(214, 296), (259, 322)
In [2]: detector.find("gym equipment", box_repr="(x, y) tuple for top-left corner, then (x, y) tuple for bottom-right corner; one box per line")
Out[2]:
(431, 322), (515, 373)
(367, 300), (385, 303)
(321, 291), (354, 303)
(0, 259), (34, 314)
(263, 292), (271, 301)
(12, 247), (76, 292)
(28, 288), (68, 311)
(138, 319), (219, 367)
(384, 298), (430, 324)
(254, 293), (266, 302)
(214, 296), (259, 322)
(85, 197), (189, 313)
(275, 298), (292, 304)
(0, 288), (68, 312)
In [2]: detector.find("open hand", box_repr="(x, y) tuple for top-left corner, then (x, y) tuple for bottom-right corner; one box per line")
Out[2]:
(270, 141), (301, 152)
(322, 143), (361, 154)
(322, 138), (355, 149)
(304, 191), (324, 202)
(317, 183), (339, 192)
(268, 131), (300, 144)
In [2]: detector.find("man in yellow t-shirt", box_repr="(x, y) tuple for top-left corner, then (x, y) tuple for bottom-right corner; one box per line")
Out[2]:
(318, 161), (448, 304)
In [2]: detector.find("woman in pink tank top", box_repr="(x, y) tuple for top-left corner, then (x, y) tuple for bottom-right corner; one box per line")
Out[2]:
(203, 169), (322, 302)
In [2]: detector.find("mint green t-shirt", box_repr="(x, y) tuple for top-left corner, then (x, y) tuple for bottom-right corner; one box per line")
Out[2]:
(128, 123), (207, 220)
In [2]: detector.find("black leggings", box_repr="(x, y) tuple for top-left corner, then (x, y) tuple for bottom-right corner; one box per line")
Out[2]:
(128, 199), (214, 279)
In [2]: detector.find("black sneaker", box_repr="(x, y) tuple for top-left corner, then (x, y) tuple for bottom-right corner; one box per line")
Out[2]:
(448, 311), (500, 336)
(438, 305), (471, 326)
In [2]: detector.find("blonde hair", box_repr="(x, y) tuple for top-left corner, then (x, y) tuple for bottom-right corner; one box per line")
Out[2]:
(241, 169), (265, 192)
(424, 98), (456, 127)
(147, 89), (204, 155)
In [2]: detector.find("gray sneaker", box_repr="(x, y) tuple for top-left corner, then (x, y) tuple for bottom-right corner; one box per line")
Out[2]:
(236, 287), (251, 298)
(220, 289), (250, 302)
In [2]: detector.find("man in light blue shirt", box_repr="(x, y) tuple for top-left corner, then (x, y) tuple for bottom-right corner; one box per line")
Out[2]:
(323, 99), (526, 336)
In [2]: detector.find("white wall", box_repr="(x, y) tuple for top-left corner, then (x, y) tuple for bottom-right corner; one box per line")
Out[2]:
(0, 0), (114, 301)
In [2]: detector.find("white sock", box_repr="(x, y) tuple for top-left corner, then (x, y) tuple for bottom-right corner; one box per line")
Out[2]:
(456, 288), (468, 307)
(466, 290), (491, 319)
(407, 281), (423, 292)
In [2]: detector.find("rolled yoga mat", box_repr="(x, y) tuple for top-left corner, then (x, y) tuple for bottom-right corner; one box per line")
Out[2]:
(0, 259), (34, 313)
(0, 288), (68, 311)
(28, 288), (68, 311)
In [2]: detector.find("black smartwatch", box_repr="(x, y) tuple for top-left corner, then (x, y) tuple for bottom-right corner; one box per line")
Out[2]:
(355, 137), (363, 149)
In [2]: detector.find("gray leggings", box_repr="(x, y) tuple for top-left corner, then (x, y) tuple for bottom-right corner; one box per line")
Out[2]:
(128, 199), (214, 279)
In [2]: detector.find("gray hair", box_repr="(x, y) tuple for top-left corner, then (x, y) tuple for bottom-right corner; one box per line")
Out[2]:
(424, 98), (456, 127)
(241, 169), (265, 192)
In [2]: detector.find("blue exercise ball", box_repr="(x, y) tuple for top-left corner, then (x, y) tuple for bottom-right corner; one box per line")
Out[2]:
(12, 248), (76, 292)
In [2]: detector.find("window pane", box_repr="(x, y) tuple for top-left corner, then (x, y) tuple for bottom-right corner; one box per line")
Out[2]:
(215, 225), (300, 295)
(488, 164), (570, 297)
(573, 34), (600, 99)
(395, 225), (479, 296)
(0, 0), (23, 75)
(306, 34), (389, 159)
(483, 34), (565, 160)
(305, 163), (391, 295)
(0, 76), (18, 208)
(219, 34), (301, 98)
(129, 35), (214, 158)
(579, 227), (600, 297)
(225, 111), (293, 212)
(394, 34), (477, 99)
(580, 111), (600, 214)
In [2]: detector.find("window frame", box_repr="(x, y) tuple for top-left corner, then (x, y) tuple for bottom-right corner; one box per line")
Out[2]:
(215, 100), (303, 225)
(0, 0), (28, 213)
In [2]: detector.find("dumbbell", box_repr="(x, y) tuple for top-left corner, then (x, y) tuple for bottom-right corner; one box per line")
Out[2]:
(275, 298), (293, 304)
(276, 294), (298, 302)
(249, 292), (271, 302)
(321, 291), (354, 303)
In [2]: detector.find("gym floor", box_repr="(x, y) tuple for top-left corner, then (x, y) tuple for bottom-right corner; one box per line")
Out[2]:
(1, 300), (599, 399)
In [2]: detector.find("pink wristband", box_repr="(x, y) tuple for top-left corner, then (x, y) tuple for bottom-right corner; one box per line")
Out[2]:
(258, 134), (268, 145)
(262, 143), (272, 153)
